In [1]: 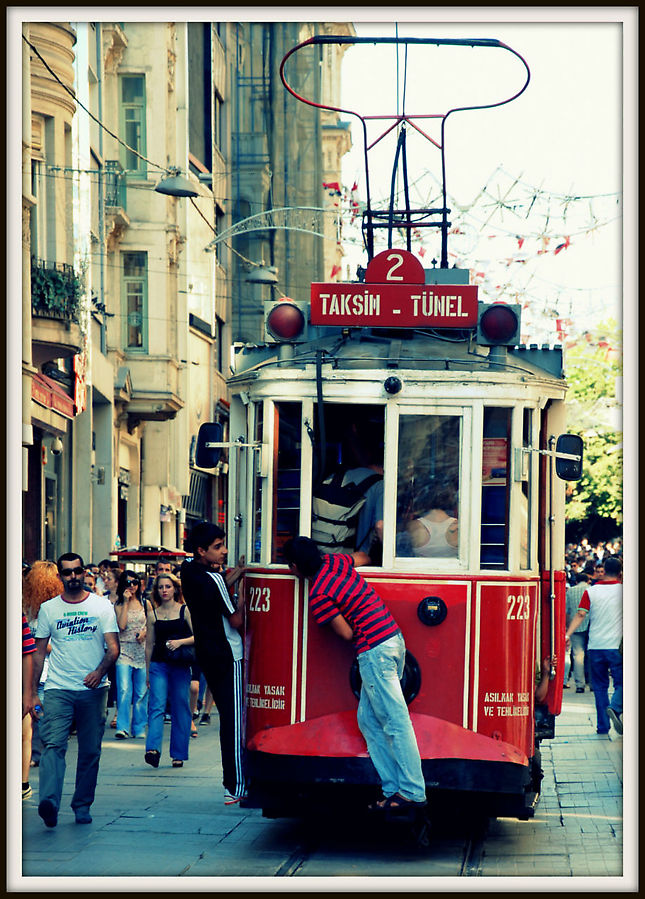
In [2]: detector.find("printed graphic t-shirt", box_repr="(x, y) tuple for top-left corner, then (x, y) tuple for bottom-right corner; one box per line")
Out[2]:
(35, 593), (119, 691)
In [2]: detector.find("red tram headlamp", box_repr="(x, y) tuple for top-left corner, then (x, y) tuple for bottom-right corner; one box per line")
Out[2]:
(264, 298), (307, 343)
(477, 303), (521, 346)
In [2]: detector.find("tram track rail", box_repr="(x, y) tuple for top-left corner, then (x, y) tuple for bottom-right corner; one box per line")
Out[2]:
(273, 811), (491, 877)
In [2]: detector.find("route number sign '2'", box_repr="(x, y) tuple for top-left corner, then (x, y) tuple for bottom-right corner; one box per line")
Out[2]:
(310, 250), (478, 329)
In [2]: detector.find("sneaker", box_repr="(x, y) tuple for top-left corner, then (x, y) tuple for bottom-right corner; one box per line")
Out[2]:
(576, 687), (585, 693)
(38, 798), (58, 828)
(607, 707), (623, 734)
(164, 713), (172, 723)
(75, 810), (93, 824)
(22, 783), (32, 800)
(114, 730), (129, 739)
(199, 713), (211, 725)
(132, 732), (146, 739)
(224, 790), (247, 806)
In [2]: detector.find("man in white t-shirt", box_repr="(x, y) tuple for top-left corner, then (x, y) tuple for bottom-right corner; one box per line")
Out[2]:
(31, 553), (119, 827)
(565, 555), (623, 736)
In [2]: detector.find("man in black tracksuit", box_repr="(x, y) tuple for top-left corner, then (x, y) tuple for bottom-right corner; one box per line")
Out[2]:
(180, 522), (246, 804)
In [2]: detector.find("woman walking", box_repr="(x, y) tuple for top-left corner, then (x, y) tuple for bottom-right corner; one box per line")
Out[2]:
(144, 574), (195, 768)
(21, 561), (63, 795)
(114, 570), (148, 739)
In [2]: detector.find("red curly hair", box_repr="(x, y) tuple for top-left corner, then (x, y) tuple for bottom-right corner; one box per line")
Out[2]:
(22, 561), (63, 622)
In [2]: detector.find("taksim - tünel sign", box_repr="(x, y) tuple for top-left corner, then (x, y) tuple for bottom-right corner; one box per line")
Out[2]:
(310, 250), (478, 329)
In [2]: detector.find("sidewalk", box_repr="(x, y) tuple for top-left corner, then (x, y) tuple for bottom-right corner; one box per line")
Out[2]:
(17, 688), (628, 884)
(478, 685), (625, 879)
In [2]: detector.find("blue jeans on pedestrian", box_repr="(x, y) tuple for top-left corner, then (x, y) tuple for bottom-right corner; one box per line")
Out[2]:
(565, 632), (588, 689)
(30, 682), (46, 764)
(115, 662), (148, 736)
(356, 632), (426, 803)
(588, 648), (623, 734)
(146, 662), (191, 761)
(38, 687), (108, 815)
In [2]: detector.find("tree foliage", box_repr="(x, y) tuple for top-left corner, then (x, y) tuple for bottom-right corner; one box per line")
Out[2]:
(564, 318), (622, 526)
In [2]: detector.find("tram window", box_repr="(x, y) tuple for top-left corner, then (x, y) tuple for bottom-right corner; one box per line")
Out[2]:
(396, 415), (461, 560)
(520, 408), (532, 569)
(481, 408), (512, 569)
(251, 403), (264, 564)
(311, 404), (385, 564)
(272, 402), (302, 564)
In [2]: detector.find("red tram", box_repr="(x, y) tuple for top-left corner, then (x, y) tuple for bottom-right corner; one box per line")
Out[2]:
(197, 36), (582, 822)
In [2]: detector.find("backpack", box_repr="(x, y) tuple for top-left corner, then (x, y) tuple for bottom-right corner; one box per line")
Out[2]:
(311, 469), (382, 553)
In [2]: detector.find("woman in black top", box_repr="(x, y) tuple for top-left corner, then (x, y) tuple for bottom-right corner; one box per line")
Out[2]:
(143, 574), (195, 768)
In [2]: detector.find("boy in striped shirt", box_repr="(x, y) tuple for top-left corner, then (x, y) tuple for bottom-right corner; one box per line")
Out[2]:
(283, 537), (426, 814)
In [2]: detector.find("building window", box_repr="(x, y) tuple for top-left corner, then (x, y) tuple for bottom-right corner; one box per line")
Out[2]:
(216, 316), (225, 373)
(119, 75), (147, 175)
(214, 92), (224, 153)
(122, 251), (147, 350)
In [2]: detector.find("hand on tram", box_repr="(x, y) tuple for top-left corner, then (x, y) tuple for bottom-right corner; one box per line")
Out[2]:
(225, 557), (246, 588)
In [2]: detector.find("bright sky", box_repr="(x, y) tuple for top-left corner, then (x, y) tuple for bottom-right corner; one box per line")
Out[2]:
(333, 16), (631, 344)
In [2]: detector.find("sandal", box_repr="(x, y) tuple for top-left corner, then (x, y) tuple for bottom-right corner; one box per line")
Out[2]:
(190, 723), (198, 738)
(368, 793), (426, 813)
(172, 759), (184, 768)
(144, 750), (160, 768)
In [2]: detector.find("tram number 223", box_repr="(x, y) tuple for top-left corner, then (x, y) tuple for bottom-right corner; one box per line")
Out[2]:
(249, 586), (271, 613)
(507, 594), (531, 620)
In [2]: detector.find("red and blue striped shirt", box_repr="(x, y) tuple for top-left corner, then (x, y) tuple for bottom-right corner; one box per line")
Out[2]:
(308, 553), (400, 655)
(22, 614), (36, 655)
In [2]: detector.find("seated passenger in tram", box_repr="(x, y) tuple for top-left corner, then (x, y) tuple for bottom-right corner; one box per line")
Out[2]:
(405, 481), (459, 558)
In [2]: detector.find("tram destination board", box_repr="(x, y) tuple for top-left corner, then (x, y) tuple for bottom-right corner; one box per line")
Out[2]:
(310, 249), (478, 329)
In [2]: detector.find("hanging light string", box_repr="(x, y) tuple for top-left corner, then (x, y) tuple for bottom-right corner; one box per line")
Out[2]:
(22, 33), (168, 174)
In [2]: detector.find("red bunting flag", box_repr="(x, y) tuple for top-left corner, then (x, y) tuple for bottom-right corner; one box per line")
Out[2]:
(554, 236), (571, 255)
(323, 181), (342, 192)
(330, 264), (342, 279)
(418, 246), (426, 257)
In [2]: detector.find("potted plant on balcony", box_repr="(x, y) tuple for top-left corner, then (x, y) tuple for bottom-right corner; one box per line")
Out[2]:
(31, 258), (83, 323)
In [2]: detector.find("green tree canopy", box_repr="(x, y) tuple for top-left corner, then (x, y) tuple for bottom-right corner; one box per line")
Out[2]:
(564, 318), (622, 528)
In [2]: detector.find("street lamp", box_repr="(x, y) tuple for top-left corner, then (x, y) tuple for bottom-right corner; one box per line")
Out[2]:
(154, 168), (201, 198)
(245, 263), (278, 284)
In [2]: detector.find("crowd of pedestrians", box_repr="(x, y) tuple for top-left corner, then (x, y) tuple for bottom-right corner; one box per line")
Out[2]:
(21, 528), (247, 827)
(562, 537), (623, 736)
(21, 530), (623, 826)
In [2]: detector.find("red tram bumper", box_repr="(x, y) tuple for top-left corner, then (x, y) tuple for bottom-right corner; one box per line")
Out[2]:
(245, 710), (539, 819)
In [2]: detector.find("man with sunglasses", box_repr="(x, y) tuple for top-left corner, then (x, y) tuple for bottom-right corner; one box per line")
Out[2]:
(30, 553), (119, 827)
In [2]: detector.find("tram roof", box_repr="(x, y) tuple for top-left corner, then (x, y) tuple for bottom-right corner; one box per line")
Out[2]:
(230, 330), (565, 385)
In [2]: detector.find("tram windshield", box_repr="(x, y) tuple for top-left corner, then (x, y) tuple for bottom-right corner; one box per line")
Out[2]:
(255, 398), (533, 572)
(395, 414), (461, 560)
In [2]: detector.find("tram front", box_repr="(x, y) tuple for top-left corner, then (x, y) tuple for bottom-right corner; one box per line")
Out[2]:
(196, 254), (580, 820)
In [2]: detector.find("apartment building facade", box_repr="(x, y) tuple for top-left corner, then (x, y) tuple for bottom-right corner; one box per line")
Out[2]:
(21, 18), (354, 564)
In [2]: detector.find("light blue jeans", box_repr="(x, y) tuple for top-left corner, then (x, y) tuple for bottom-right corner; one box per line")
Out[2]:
(356, 632), (426, 803)
(115, 662), (148, 736)
(38, 686), (108, 815)
(146, 662), (191, 761)
(565, 632), (588, 689)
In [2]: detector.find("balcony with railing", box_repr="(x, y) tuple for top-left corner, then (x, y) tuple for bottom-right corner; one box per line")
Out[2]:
(31, 257), (83, 367)
(105, 160), (130, 229)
